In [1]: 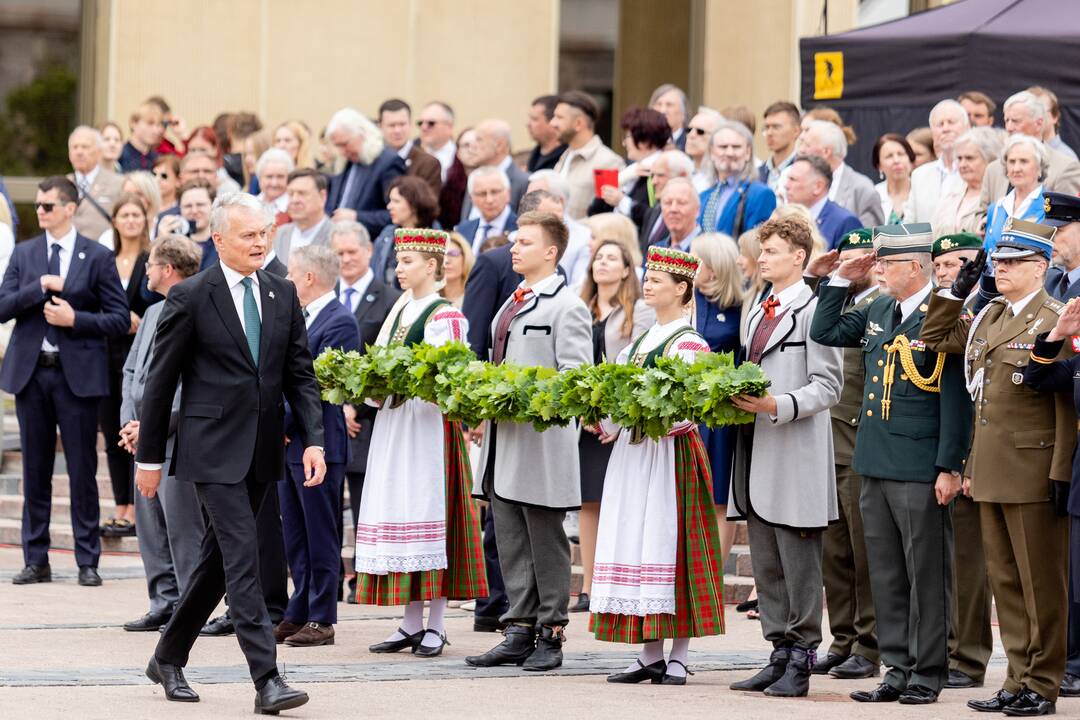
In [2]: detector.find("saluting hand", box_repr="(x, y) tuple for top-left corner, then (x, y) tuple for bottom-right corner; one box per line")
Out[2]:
(302, 446), (327, 487)
(805, 249), (840, 278)
(950, 248), (987, 300)
(1047, 298), (1080, 342)
(836, 251), (877, 282)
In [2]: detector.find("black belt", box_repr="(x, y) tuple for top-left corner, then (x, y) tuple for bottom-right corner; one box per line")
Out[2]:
(37, 352), (61, 368)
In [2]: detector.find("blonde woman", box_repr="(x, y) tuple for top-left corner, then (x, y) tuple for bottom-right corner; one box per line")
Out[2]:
(690, 233), (745, 565)
(274, 120), (315, 169)
(580, 212), (644, 282)
(441, 232), (475, 307)
(99, 171), (162, 248)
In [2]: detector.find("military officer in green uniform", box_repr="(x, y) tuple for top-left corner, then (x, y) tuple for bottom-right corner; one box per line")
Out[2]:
(930, 231), (994, 690)
(810, 223), (972, 705)
(804, 228), (881, 680)
(921, 218), (1075, 717)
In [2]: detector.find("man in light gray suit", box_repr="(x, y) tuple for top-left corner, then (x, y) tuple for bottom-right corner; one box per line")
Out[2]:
(120, 234), (206, 632)
(271, 169), (332, 265)
(801, 120), (884, 227)
(460, 119), (529, 221)
(466, 211), (592, 673)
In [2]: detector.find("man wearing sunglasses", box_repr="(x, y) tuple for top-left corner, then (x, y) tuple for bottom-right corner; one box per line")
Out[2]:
(1, 176), (130, 588)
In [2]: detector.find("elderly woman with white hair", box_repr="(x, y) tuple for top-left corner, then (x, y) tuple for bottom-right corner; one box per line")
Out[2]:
(324, 107), (406, 238)
(255, 147), (295, 221)
(698, 120), (776, 238)
(930, 127), (1004, 237)
(984, 134), (1050, 255)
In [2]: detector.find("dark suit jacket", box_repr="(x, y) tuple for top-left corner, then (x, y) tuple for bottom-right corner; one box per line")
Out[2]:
(461, 243), (523, 358)
(135, 264), (324, 485)
(285, 298), (360, 465)
(197, 237), (219, 272)
(326, 148), (407, 239)
(638, 204), (666, 257)
(0, 233), (129, 397)
(459, 162), (530, 222)
(263, 255), (287, 278)
(817, 199), (863, 250)
(674, 129), (687, 152)
(439, 157), (468, 230)
(1023, 334), (1080, 515)
(1045, 266), (1080, 302)
(406, 143), (442, 198)
(455, 212), (519, 255)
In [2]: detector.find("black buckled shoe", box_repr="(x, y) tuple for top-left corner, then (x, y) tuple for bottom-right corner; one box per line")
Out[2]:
(660, 659), (694, 686)
(763, 646), (811, 697)
(12, 564), (51, 585)
(830, 654), (879, 679)
(946, 669), (983, 689)
(569, 592), (591, 613)
(730, 646), (790, 692)
(523, 625), (563, 671)
(1001, 688), (1055, 717)
(369, 627), (424, 654)
(898, 684), (939, 705)
(968, 689), (1020, 712)
(413, 629), (450, 658)
(607, 659), (666, 684)
(254, 675), (308, 715)
(851, 682), (903, 703)
(124, 611), (172, 632)
(199, 613), (234, 636)
(811, 652), (846, 675)
(465, 625), (535, 667)
(145, 656), (199, 702)
(1060, 673), (1080, 697)
(77, 566), (102, 587)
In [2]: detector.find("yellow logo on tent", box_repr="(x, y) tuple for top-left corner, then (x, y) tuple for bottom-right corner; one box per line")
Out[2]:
(814, 51), (844, 100)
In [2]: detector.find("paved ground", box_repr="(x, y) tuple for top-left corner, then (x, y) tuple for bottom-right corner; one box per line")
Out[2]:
(0, 545), (1072, 719)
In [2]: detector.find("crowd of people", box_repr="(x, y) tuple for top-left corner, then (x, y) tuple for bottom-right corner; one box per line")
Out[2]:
(3, 81), (1080, 715)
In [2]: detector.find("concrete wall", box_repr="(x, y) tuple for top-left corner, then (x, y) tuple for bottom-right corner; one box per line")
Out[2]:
(100, 0), (560, 151)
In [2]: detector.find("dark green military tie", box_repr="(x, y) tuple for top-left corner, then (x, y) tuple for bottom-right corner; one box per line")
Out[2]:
(240, 277), (261, 366)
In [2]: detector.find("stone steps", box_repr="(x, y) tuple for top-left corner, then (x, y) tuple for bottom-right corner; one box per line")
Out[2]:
(0, 517), (140, 554)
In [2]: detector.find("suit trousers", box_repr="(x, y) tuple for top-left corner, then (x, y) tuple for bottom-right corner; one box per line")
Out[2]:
(474, 505), (509, 619)
(822, 464), (878, 662)
(256, 486), (288, 623)
(134, 460), (205, 614)
(948, 494), (993, 680)
(155, 471), (278, 684)
(860, 477), (952, 693)
(280, 462), (343, 625)
(16, 364), (101, 568)
(981, 500), (1068, 700)
(1066, 516), (1080, 677)
(490, 494), (570, 627)
(747, 514), (823, 650)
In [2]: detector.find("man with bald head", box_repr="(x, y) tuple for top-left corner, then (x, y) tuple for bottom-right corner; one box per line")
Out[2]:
(640, 150), (694, 253)
(905, 99), (970, 224)
(68, 126), (125, 240)
(461, 119), (529, 221)
(654, 177), (701, 254)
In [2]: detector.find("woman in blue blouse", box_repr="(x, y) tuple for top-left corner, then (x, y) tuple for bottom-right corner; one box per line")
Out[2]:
(690, 232), (746, 563)
(984, 134), (1048, 255)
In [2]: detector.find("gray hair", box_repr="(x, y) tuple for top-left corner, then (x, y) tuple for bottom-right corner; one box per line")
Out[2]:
(660, 176), (700, 208)
(649, 83), (688, 119)
(209, 192), (272, 235)
(1002, 133), (1050, 178)
(954, 127), (1004, 163)
(329, 220), (372, 249)
(325, 107), (385, 164)
(527, 169), (569, 202)
(467, 165), (511, 195)
(708, 120), (755, 182)
(806, 119), (847, 160)
(929, 98), (970, 129)
(290, 244), (340, 288)
(658, 150), (694, 178)
(255, 148), (295, 178)
(1004, 91), (1049, 125)
(69, 125), (103, 148)
(518, 189), (557, 214)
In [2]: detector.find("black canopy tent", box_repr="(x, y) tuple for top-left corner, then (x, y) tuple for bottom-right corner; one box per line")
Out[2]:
(799, 0), (1080, 177)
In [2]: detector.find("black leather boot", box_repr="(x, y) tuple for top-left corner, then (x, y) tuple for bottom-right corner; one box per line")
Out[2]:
(730, 646), (790, 692)
(764, 646), (811, 697)
(523, 625), (564, 671)
(464, 625), (535, 667)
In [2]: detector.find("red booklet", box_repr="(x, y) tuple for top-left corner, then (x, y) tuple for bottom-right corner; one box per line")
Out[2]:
(593, 168), (618, 198)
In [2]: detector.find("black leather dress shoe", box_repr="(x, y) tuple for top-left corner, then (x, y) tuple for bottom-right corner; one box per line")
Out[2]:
(811, 653), (846, 675)
(946, 669), (983, 689)
(369, 627), (424, 654)
(199, 614), (234, 636)
(660, 659), (693, 686)
(124, 611), (171, 632)
(465, 625), (535, 667)
(569, 592), (590, 613)
(523, 625), (563, 671)
(968, 689), (1019, 712)
(850, 682), (903, 703)
(77, 566), (102, 586)
(829, 654), (879, 679)
(254, 675), (308, 715)
(473, 614), (507, 633)
(145, 656), (199, 702)
(1060, 673), (1080, 697)
(730, 647), (790, 691)
(413, 629), (450, 658)
(608, 659), (666, 684)
(898, 684), (939, 704)
(11, 564), (51, 585)
(1001, 688), (1055, 717)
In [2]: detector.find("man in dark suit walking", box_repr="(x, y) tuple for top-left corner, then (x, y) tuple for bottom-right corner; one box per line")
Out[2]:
(1, 176), (129, 587)
(135, 192), (325, 714)
(330, 221), (400, 601)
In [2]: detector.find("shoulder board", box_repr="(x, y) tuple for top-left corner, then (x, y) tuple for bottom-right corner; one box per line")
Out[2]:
(989, 296), (1008, 306)
(1044, 297), (1066, 314)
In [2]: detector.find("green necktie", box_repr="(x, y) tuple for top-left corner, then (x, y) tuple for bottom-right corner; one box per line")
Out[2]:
(241, 277), (261, 366)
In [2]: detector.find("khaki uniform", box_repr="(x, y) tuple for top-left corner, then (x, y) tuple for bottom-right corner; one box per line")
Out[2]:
(921, 289), (1075, 700)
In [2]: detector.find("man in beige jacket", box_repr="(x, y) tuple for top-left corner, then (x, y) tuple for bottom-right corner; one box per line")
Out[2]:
(550, 91), (625, 220)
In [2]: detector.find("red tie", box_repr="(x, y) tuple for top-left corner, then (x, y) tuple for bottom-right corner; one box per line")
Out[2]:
(513, 287), (533, 303)
(761, 295), (780, 320)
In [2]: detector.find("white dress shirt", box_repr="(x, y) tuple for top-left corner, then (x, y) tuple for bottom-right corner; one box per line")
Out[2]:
(41, 226), (78, 352)
(897, 282), (933, 323)
(220, 262), (263, 333)
(428, 141), (456, 182)
(304, 290), (337, 328)
(471, 206), (512, 254)
(339, 269), (374, 313)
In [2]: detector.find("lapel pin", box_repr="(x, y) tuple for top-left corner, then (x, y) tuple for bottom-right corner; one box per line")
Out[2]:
(919, 304), (928, 312)
(268, 290), (275, 299)
(366, 294), (375, 302)
(77, 252), (85, 259)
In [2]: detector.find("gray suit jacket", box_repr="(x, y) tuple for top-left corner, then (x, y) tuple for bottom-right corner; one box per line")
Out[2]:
(473, 276), (593, 509)
(121, 301), (181, 460)
(460, 161), (530, 222)
(272, 218), (333, 265)
(832, 163), (884, 228)
(70, 168), (125, 241)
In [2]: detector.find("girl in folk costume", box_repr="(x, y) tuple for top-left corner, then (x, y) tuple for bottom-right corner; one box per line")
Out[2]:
(589, 246), (725, 685)
(355, 228), (487, 657)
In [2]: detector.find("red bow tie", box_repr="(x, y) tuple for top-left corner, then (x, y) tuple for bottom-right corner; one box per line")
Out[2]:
(761, 295), (780, 320)
(513, 287), (534, 304)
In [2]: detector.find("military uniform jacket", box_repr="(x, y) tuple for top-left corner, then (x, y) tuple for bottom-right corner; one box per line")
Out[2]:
(831, 286), (879, 465)
(811, 282), (971, 483)
(920, 289), (1076, 502)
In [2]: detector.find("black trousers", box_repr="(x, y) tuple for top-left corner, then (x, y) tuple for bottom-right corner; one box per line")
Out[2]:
(156, 470), (277, 683)
(256, 486), (288, 623)
(97, 347), (133, 506)
(342, 470), (365, 594)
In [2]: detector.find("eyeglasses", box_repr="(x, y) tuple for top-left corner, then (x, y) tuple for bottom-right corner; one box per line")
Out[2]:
(688, 127), (709, 136)
(874, 258), (915, 266)
(34, 202), (57, 212)
(416, 120), (439, 128)
(145, 260), (166, 270)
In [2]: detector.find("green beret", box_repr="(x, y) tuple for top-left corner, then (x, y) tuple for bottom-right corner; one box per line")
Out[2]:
(838, 228), (873, 252)
(932, 232), (982, 258)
